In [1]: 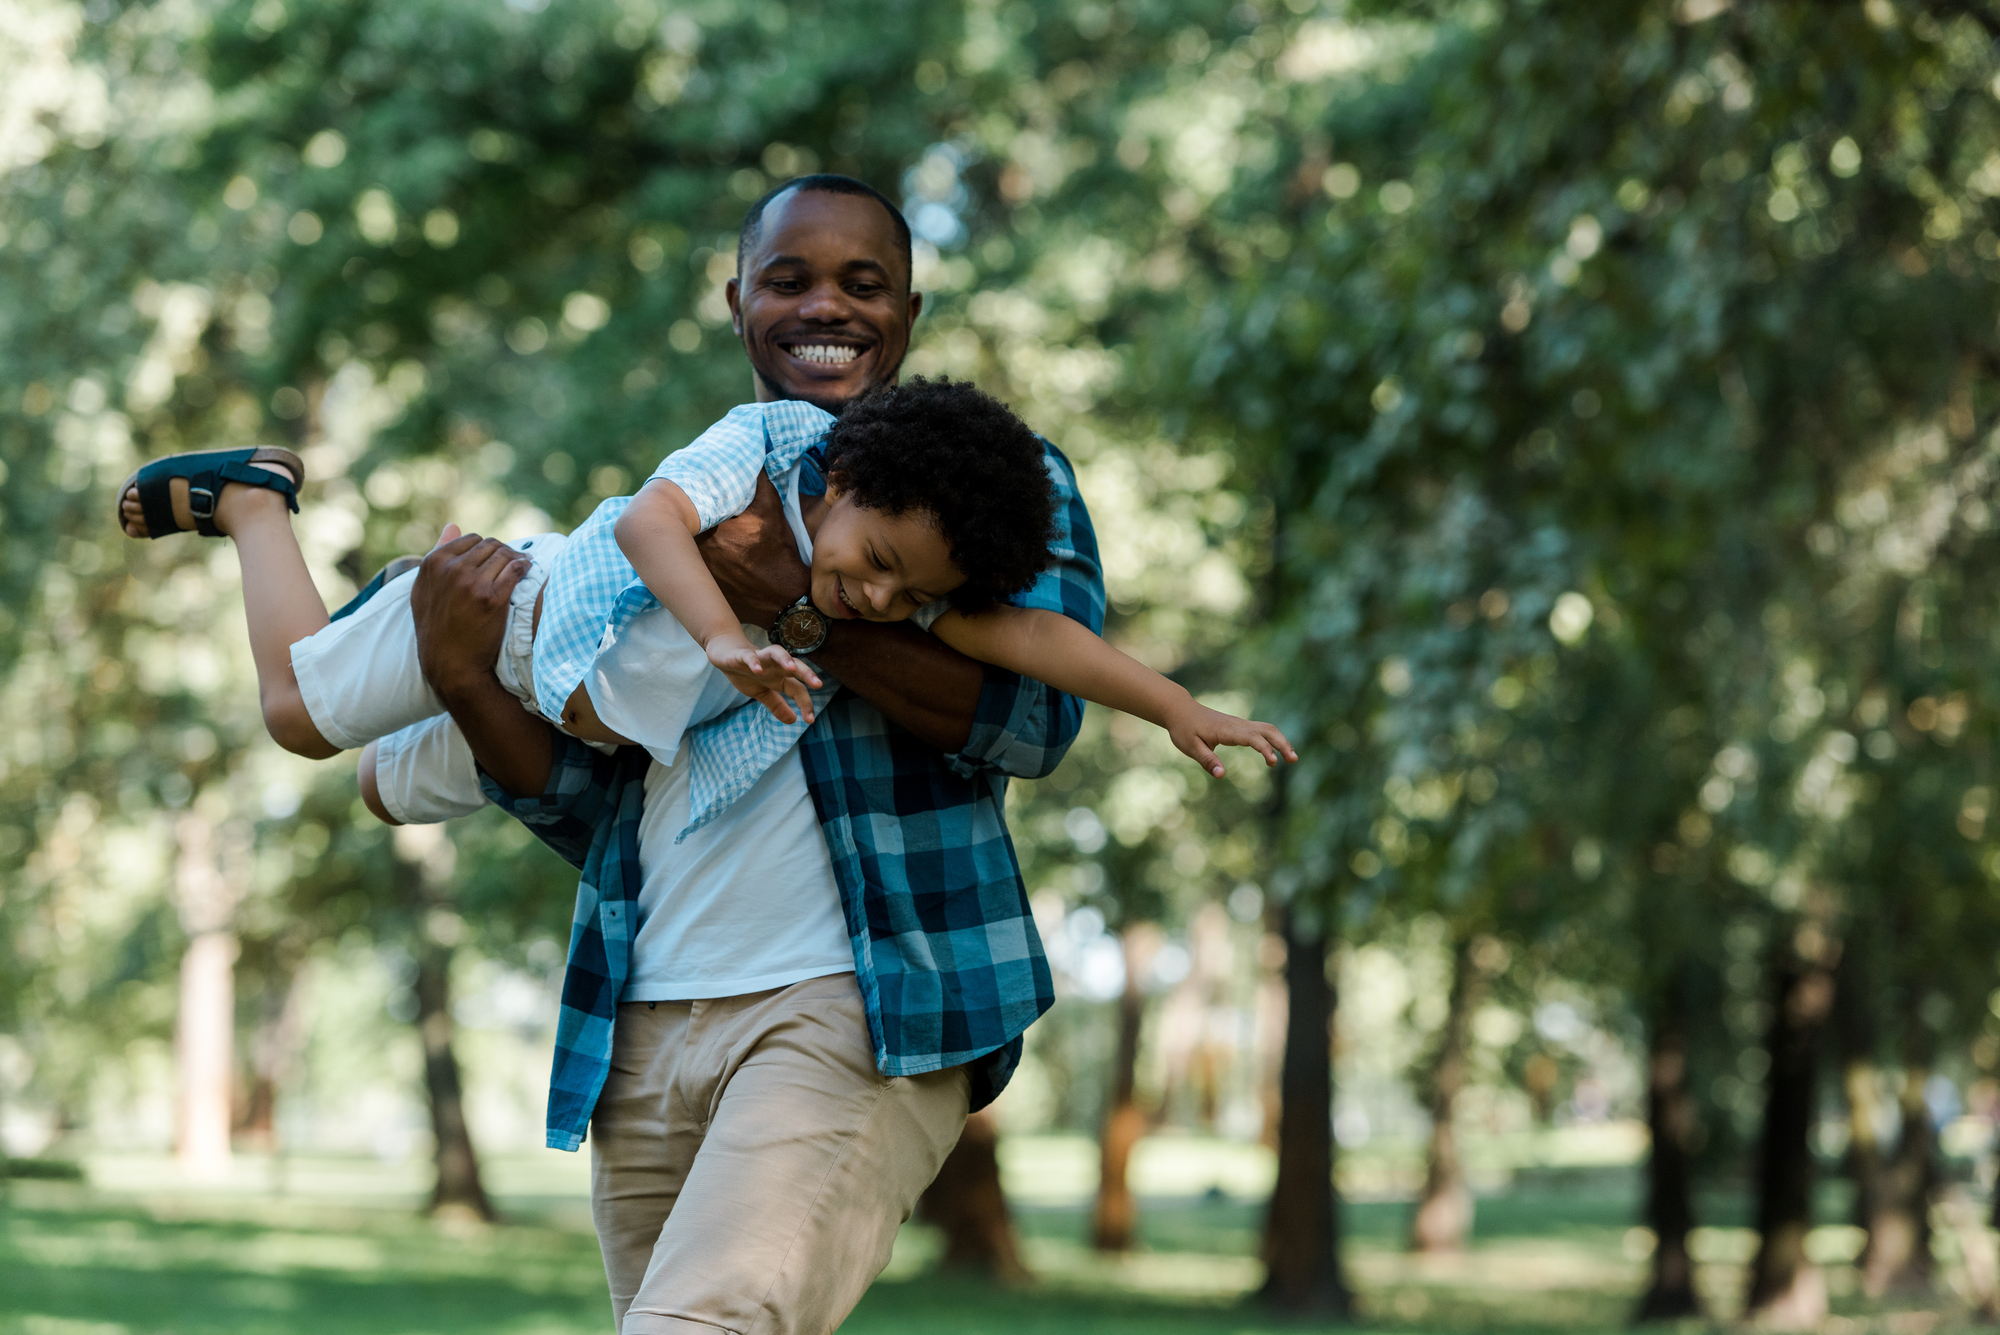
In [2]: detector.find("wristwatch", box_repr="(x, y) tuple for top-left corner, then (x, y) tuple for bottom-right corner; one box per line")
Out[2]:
(770, 594), (831, 655)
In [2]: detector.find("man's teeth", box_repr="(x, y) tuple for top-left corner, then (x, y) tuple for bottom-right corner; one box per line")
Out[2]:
(790, 344), (860, 365)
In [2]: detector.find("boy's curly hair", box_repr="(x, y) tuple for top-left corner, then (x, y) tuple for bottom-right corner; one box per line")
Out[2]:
(821, 377), (1058, 613)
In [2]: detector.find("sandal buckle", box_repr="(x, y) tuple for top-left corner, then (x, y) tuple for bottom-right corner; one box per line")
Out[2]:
(188, 486), (217, 521)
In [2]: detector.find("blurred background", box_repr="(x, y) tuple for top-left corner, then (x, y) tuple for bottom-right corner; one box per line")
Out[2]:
(7, 0), (2000, 1331)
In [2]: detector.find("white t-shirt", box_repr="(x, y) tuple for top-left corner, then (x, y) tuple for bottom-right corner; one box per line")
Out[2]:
(625, 734), (853, 1000)
(600, 460), (850, 998)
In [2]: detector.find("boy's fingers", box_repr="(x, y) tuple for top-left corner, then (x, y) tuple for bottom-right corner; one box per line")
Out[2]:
(437, 523), (463, 547)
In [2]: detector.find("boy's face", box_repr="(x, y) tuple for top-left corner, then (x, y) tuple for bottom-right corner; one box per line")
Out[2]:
(809, 489), (965, 623)
(729, 189), (921, 414)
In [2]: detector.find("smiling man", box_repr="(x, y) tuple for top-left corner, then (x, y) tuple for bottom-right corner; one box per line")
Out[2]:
(730, 177), (919, 411)
(365, 175), (1106, 1335)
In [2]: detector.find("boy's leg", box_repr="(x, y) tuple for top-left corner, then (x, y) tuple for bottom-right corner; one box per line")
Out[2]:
(614, 974), (968, 1335)
(122, 466), (336, 757)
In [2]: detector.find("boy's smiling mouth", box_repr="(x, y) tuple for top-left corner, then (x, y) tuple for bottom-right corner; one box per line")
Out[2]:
(834, 578), (863, 617)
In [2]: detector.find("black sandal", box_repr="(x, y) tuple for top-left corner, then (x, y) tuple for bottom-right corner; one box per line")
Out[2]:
(118, 446), (304, 538)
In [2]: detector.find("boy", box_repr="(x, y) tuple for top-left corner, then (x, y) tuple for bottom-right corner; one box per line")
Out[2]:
(119, 379), (1293, 827)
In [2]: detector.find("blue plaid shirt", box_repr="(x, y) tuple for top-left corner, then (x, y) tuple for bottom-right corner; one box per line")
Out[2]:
(486, 437), (1104, 1151)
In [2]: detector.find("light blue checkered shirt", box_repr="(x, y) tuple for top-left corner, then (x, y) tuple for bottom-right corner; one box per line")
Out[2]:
(530, 400), (843, 839)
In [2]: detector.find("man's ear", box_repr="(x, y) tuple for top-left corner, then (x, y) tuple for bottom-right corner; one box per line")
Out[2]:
(726, 277), (743, 336)
(907, 290), (923, 325)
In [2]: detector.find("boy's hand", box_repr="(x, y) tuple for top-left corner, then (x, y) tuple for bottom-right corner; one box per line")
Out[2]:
(706, 631), (824, 726)
(1164, 700), (1298, 778)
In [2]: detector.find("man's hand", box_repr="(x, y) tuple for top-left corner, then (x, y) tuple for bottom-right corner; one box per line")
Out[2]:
(697, 471), (810, 627)
(408, 527), (555, 799)
(411, 528), (530, 697)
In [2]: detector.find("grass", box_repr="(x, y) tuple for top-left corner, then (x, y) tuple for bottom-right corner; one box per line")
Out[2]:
(0, 1152), (1992, 1335)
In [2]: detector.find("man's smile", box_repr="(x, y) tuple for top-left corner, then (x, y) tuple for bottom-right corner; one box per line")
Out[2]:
(783, 342), (865, 367)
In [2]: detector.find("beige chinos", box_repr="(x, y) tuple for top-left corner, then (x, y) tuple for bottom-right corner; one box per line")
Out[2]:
(590, 973), (969, 1335)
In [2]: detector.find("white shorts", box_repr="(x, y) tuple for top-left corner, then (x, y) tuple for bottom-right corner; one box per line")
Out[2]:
(289, 531), (565, 751)
(373, 711), (489, 825)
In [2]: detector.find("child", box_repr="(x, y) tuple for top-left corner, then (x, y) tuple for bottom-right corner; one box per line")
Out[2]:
(118, 379), (1294, 832)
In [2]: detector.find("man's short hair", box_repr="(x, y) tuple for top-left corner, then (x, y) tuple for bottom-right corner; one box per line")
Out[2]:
(736, 174), (913, 285)
(822, 378), (1058, 614)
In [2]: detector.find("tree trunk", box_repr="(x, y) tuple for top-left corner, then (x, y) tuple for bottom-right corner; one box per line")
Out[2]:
(1410, 931), (1487, 1253)
(1834, 942), (1886, 1246)
(1634, 986), (1704, 1322)
(413, 930), (494, 1221)
(394, 828), (495, 1222)
(1861, 1060), (1937, 1297)
(172, 815), (243, 1181)
(240, 959), (310, 1155)
(1259, 903), (1353, 1316)
(919, 1109), (1028, 1280)
(1743, 945), (1837, 1328)
(1093, 924), (1159, 1252)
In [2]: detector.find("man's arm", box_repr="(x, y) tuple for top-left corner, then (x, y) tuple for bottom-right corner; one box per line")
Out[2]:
(698, 473), (985, 751)
(409, 532), (556, 798)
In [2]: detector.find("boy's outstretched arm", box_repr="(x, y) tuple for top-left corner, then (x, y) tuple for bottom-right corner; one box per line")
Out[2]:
(616, 479), (821, 724)
(930, 607), (1296, 777)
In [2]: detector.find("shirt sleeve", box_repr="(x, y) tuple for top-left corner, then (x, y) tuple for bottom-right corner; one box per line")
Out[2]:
(648, 403), (772, 532)
(478, 736), (644, 871)
(942, 442), (1107, 782)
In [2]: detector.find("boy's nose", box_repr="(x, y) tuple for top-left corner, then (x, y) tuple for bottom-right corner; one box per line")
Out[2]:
(861, 581), (895, 614)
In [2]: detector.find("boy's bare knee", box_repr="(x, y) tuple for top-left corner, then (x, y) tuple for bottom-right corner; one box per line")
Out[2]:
(357, 741), (401, 825)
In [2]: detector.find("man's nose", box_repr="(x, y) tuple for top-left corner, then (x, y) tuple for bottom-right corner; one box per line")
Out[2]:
(797, 280), (855, 322)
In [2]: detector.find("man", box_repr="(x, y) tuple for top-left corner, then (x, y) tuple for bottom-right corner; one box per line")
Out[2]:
(369, 175), (1104, 1334)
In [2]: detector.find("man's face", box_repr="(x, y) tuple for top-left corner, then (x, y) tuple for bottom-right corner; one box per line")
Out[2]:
(727, 188), (922, 413)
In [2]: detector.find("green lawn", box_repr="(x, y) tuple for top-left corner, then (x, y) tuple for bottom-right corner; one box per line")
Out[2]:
(0, 1158), (1989, 1335)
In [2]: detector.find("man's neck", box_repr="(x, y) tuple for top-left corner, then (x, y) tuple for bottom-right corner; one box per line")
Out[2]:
(799, 492), (828, 541)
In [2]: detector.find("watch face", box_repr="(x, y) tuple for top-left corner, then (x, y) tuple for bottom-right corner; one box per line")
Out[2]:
(776, 602), (828, 651)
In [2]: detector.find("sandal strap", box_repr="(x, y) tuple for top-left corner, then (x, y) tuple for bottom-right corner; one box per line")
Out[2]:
(132, 448), (301, 538)
(215, 458), (300, 512)
(136, 465), (183, 542)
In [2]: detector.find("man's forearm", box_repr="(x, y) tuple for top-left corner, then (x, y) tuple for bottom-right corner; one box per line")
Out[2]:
(434, 670), (557, 799)
(810, 618), (984, 753)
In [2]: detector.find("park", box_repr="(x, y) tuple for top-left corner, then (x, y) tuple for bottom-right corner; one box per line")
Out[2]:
(7, 0), (2000, 1331)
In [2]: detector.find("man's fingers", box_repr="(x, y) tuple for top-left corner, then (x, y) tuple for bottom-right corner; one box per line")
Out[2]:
(472, 539), (528, 591)
(425, 531), (485, 563)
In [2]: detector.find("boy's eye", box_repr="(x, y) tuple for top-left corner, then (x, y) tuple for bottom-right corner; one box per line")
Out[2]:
(868, 547), (888, 571)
